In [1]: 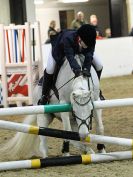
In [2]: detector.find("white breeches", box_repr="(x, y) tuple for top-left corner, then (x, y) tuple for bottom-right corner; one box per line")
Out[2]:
(93, 52), (103, 71)
(46, 50), (103, 74)
(46, 50), (56, 74)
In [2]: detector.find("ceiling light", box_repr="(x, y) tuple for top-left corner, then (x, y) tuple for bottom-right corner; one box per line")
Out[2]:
(59, 0), (89, 3)
(34, 0), (44, 5)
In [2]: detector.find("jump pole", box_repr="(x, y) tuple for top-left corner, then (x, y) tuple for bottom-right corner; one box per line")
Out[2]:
(1, 98), (133, 116)
(0, 151), (133, 171)
(0, 104), (72, 116)
(94, 98), (133, 109)
(0, 120), (133, 148)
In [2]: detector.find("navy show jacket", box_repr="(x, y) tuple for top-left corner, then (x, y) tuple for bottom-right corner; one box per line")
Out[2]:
(51, 30), (95, 73)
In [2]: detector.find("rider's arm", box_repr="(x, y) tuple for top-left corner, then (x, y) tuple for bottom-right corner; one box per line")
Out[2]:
(63, 36), (81, 76)
(82, 47), (94, 73)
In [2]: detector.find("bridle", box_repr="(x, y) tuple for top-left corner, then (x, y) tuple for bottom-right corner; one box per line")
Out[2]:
(73, 95), (91, 106)
(72, 96), (93, 131)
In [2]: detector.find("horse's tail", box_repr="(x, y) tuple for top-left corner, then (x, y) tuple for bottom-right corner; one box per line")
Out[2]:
(0, 64), (42, 161)
(0, 115), (42, 161)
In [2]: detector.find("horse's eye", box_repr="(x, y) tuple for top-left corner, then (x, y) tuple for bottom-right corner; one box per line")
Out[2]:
(73, 93), (76, 97)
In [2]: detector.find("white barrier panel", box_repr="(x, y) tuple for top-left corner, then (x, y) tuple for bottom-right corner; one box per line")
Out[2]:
(95, 37), (133, 78)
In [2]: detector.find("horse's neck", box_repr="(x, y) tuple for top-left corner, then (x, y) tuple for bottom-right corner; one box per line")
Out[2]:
(51, 56), (99, 103)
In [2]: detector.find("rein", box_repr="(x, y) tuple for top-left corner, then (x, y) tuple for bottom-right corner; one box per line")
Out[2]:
(49, 76), (75, 99)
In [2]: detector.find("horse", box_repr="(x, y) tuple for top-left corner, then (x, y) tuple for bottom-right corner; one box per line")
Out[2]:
(0, 55), (105, 161)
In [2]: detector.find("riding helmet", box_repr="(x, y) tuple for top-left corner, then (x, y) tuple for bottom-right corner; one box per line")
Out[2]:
(77, 24), (96, 48)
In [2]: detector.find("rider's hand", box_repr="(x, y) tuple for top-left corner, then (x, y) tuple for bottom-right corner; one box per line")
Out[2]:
(74, 69), (82, 77)
(82, 68), (91, 77)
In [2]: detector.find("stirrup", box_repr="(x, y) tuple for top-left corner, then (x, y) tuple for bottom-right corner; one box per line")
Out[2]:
(38, 95), (48, 105)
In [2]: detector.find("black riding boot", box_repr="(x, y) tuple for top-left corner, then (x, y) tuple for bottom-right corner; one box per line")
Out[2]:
(38, 70), (53, 105)
(96, 70), (105, 100)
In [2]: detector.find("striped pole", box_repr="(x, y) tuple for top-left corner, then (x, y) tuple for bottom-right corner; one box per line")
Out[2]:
(14, 30), (18, 63)
(0, 120), (133, 148)
(0, 104), (72, 116)
(0, 151), (133, 171)
(21, 29), (25, 62)
(1, 98), (133, 116)
(1, 98), (133, 117)
(6, 30), (11, 63)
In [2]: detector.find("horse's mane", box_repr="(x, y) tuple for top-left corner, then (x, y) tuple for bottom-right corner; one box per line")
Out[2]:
(32, 63), (40, 88)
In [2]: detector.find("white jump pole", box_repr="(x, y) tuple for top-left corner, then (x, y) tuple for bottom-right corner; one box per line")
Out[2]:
(90, 151), (133, 163)
(0, 160), (32, 171)
(94, 98), (133, 109)
(86, 134), (133, 147)
(0, 120), (133, 148)
(0, 151), (133, 171)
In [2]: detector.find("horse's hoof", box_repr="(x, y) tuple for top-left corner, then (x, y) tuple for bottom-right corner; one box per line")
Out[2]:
(62, 152), (70, 157)
(98, 149), (106, 154)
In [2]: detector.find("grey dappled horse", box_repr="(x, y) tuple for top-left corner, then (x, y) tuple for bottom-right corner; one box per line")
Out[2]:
(0, 55), (105, 160)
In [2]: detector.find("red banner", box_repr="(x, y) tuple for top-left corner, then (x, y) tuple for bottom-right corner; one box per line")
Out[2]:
(8, 74), (28, 97)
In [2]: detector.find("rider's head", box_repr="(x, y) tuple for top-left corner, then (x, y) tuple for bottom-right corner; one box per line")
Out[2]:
(77, 24), (96, 49)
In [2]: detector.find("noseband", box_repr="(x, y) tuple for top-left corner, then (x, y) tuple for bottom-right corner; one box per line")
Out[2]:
(73, 96), (91, 106)
(72, 97), (93, 131)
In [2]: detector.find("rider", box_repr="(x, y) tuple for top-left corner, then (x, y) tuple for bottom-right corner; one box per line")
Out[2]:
(38, 24), (99, 105)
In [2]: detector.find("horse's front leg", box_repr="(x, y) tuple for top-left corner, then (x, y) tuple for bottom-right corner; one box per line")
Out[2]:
(37, 113), (53, 158)
(93, 108), (106, 153)
(60, 112), (72, 156)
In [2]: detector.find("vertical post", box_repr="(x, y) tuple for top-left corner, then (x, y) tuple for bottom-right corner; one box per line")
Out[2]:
(34, 21), (43, 78)
(21, 29), (25, 62)
(0, 24), (8, 107)
(9, 25), (14, 63)
(32, 28), (35, 62)
(10, 24), (15, 63)
(25, 22), (33, 105)
(14, 29), (18, 63)
(126, 0), (133, 31)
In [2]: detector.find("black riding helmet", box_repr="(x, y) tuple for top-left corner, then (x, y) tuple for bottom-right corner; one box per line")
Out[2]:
(77, 24), (96, 48)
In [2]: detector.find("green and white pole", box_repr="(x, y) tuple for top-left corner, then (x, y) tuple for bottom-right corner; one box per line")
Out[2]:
(1, 98), (133, 116)
(0, 104), (72, 116)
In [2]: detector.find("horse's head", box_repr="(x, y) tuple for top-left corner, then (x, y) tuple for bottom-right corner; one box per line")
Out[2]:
(70, 76), (93, 140)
